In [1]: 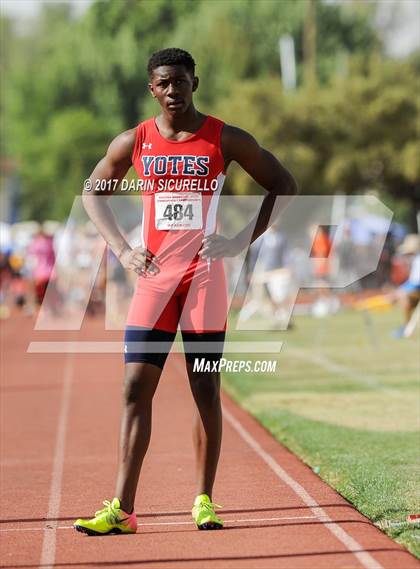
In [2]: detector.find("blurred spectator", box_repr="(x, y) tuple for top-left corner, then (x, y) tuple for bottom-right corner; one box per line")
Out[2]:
(258, 225), (288, 271)
(392, 234), (420, 338)
(27, 225), (56, 306)
(0, 249), (30, 317)
(9, 251), (28, 309)
(336, 224), (358, 286)
(308, 224), (341, 317)
(0, 251), (13, 318)
(376, 231), (396, 287)
(245, 224), (295, 328)
(310, 225), (332, 284)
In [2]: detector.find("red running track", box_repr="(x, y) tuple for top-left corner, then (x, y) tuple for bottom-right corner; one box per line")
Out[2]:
(1, 314), (418, 569)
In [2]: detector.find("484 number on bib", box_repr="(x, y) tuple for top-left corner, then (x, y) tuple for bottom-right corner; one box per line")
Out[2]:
(155, 193), (203, 230)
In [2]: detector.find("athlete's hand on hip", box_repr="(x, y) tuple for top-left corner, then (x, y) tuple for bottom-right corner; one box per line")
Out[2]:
(199, 234), (243, 260)
(119, 247), (160, 276)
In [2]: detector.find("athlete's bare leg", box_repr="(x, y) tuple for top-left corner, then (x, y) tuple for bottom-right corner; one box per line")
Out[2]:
(115, 362), (162, 513)
(186, 364), (222, 498)
(402, 292), (420, 325)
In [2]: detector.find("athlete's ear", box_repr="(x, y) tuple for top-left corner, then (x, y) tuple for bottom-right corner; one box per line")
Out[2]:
(192, 76), (199, 92)
(148, 83), (156, 98)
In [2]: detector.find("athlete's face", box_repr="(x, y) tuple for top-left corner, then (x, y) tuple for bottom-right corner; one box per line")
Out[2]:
(148, 65), (198, 115)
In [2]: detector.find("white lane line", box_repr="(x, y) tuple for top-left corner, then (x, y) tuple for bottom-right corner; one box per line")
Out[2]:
(287, 347), (404, 397)
(39, 353), (74, 569)
(223, 406), (384, 569)
(0, 514), (317, 532)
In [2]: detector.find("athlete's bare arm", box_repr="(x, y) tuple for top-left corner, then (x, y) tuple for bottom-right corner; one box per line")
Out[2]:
(82, 129), (159, 275)
(200, 125), (298, 261)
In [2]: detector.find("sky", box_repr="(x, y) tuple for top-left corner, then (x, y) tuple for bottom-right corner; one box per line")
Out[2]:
(1, 0), (419, 58)
(1, 0), (91, 19)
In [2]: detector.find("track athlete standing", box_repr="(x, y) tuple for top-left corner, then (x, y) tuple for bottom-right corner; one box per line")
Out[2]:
(74, 48), (297, 535)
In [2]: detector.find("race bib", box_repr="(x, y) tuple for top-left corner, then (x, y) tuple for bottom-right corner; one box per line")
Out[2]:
(155, 193), (203, 230)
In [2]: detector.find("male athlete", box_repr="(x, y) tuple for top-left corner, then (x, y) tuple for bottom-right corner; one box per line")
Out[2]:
(74, 48), (297, 535)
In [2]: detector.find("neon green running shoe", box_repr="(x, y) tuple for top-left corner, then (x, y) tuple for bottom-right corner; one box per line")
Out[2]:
(73, 498), (137, 536)
(192, 494), (223, 530)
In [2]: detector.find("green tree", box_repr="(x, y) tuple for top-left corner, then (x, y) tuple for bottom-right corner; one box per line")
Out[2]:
(214, 56), (419, 225)
(13, 108), (110, 220)
(324, 56), (419, 217)
(4, 0), (204, 219)
(2, 0), (406, 221)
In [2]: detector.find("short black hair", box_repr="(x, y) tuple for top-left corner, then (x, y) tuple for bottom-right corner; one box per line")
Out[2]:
(147, 48), (195, 78)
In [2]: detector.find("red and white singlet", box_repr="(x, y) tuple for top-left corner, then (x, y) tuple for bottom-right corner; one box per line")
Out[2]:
(126, 115), (228, 333)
